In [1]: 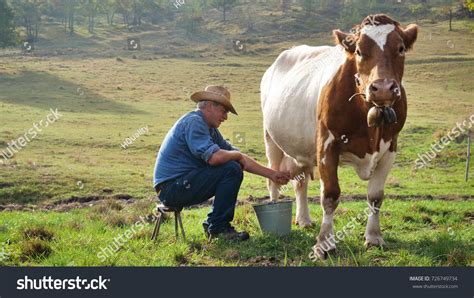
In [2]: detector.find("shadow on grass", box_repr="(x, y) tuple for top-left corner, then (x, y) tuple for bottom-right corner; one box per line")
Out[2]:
(0, 71), (145, 115)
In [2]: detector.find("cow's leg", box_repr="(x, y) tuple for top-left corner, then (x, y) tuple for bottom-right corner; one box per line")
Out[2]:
(365, 150), (395, 247)
(314, 129), (340, 260)
(264, 130), (283, 201)
(292, 169), (312, 227)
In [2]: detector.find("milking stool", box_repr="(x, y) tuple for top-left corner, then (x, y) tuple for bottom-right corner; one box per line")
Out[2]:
(151, 204), (186, 241)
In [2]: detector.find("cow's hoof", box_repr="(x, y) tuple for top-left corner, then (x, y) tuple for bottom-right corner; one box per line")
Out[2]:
(295, 217), (313, 228)
(364, 235), (385, 248)
(311, 243), (335, 261)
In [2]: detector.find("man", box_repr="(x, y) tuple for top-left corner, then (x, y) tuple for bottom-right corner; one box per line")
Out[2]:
(153, 85), (290, 241)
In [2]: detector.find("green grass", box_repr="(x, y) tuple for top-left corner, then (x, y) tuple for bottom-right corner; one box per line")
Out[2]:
(0, 198), (472, 266)
(0, 19), (473, 266)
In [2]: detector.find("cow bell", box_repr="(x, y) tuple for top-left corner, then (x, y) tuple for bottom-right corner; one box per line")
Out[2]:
(382, 106), (397, 124)
(367, 106), (397, 127)
(367, 106), (383, 127)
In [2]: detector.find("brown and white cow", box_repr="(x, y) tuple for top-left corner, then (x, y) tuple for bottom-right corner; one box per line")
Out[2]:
(260, 14), (418, 259)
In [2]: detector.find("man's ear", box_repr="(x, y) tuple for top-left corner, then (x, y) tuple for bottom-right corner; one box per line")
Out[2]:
(402, 24), (418, 50)
(333, 29), (356, 53)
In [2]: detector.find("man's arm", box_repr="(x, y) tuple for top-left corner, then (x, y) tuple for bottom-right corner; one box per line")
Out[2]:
(208, 150), (290, 184)
(208, 149), (242, 166)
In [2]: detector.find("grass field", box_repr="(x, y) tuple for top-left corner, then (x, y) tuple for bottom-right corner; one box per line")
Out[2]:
(0, 18), (473, 266)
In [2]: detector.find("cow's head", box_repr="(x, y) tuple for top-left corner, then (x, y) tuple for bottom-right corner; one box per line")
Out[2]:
(334, 14), (418, 107)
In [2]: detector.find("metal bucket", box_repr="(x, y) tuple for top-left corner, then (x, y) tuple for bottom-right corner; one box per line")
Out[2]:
(252, 200), (292, 236)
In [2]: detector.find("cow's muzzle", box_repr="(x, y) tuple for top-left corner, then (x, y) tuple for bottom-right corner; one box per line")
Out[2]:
(365, 78), (400, 127)
(367, 78), (401, 106)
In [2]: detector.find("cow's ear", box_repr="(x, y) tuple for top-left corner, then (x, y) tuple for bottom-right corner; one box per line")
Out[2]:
(333, 29), (356, 53)
(402, 24), (418, 50)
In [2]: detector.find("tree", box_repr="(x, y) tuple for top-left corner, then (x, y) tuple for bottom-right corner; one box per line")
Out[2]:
(0, 0), (17, 47)
(104, 0), (116, 25)
(11, 0), (45, 41)
(63, 0), (77, 35)
(115, 0), (132, 27)
(441, 0), (461, 31)
(131, 0), (145, 27)
(211, 0), (237, 23)
(280, 0), (291, 13)
(464, 0), (474, 17)
(302, 0), (317, 16)
(83, 0), (102, 33)
(181, 0), (204, 35)
(409, 3), (424, 23)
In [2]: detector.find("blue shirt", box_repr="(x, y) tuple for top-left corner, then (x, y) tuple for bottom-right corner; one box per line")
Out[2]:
(153, 109), (238, 188)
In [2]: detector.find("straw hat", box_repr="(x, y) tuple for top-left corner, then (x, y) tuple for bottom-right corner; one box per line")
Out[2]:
(190, 85), (237, 115)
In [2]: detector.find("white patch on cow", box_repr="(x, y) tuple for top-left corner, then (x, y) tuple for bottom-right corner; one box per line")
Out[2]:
(364, 149), (394, 247)
(340, 139), (391, 180)
(321, 131), (335, 165)
(368, 151), (396, 199)
(261, 45), (346, 170)
(361, 24), (395, 51)
(319, 179), (336, 249)
(323, 131), (335, 151)
(322, 212), (334, 224)
(294, 171), (312, 227)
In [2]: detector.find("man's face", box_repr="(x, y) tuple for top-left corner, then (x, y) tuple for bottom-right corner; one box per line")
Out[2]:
(206, 102), (228, 128)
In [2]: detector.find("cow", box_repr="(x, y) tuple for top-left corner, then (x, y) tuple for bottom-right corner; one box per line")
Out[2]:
(260, 14), (418, 259)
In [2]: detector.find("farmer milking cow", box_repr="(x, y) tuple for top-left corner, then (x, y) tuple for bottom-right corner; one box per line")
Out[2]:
(261, 14), (418, 259)
(153, 85), (290, 241)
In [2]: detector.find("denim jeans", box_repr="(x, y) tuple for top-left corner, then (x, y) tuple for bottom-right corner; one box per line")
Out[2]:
(157, 161), (244, 234)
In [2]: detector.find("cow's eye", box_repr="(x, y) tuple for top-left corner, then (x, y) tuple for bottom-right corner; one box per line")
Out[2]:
(355, 49), (362, 57)
(399, 46), (406, 56)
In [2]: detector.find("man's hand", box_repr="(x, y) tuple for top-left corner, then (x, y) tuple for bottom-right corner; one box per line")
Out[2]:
(237, 154), (249, 171)
(270, 170), (291, 185)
